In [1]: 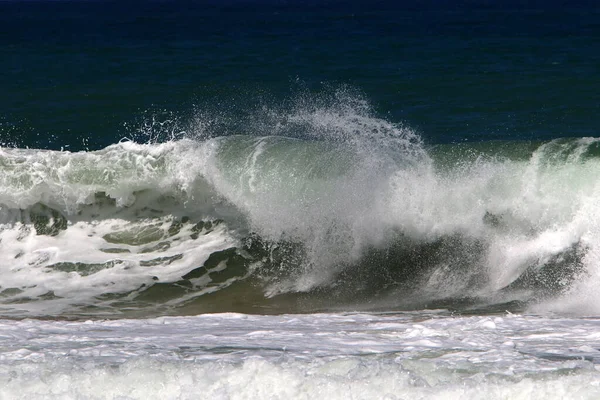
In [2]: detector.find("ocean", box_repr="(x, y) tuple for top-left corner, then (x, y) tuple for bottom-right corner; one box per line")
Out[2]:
(1, 0), (600, 398)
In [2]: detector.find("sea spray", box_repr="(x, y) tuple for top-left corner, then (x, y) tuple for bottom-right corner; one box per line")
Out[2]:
(1, 90), (600, 316)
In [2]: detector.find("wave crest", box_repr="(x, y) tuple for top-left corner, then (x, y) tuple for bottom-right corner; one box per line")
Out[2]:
(1, 89), (600, 317)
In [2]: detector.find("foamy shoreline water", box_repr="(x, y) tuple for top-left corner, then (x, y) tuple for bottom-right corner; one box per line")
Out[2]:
(2, 312), (600, 399)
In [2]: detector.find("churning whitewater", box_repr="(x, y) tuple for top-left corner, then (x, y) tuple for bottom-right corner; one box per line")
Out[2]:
(1, 97), (600, 318)
(4, 312), (600, 400)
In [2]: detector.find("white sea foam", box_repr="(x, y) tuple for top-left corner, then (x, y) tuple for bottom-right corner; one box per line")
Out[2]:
(0, 214), (237, 316)
(1, 313), (600, 399)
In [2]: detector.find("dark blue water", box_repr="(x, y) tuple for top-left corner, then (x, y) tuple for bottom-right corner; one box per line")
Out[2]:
(1, 0), (599, 150)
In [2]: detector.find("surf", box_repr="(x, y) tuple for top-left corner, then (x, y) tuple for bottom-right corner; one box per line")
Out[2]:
(1, 89), (600, 317)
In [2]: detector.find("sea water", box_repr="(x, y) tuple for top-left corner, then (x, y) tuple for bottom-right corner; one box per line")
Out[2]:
(3, 313), (600, 399)
(1, 1), (600, 398)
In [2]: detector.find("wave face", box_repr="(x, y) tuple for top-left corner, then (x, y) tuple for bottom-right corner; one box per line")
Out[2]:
(1, 94), (600, 318)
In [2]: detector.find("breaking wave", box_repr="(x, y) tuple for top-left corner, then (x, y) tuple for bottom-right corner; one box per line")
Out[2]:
(1, 89), (600, 318)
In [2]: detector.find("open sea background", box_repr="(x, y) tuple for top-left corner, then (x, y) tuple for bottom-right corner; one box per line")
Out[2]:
(2, 0), (600, 398)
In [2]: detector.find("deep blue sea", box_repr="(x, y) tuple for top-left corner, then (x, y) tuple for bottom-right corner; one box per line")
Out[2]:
(2, 0), (599, 150)
(2, 2), (600, 398)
